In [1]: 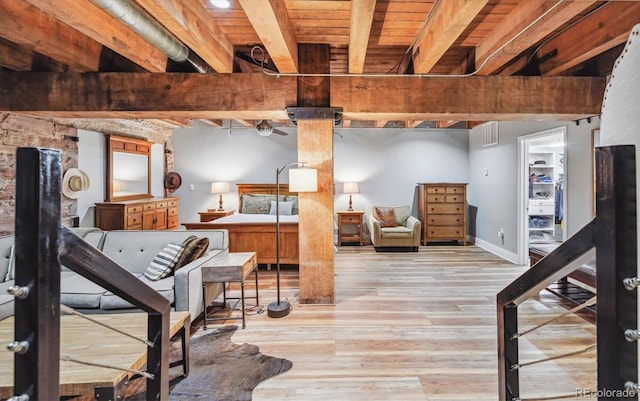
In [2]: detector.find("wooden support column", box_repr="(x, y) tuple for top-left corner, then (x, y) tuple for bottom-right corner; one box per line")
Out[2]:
(298, 118), (335, 304)
(295, 43), (335, 304)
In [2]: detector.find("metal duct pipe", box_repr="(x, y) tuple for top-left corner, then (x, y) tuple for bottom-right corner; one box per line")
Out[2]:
(90, 0), (189, 62)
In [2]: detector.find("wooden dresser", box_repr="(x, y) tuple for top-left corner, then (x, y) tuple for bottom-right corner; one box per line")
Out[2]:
(95, 197), (179, 231)
(417, 183), (467, 245)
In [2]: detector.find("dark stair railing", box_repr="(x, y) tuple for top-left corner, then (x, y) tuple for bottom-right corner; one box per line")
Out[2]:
(498, 145), (638, 401)
(8, 147), (171, 401)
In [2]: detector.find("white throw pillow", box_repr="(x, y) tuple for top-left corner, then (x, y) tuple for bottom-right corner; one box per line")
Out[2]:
(4, 245), (15, 282)
(269, 201), (293, 215)
(144, 243), (185, 281)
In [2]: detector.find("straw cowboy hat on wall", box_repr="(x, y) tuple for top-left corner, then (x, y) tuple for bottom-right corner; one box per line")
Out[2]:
(62, 168), (90, 199)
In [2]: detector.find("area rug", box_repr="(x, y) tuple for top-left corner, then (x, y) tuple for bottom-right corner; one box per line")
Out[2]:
(128, 325), (292, 401)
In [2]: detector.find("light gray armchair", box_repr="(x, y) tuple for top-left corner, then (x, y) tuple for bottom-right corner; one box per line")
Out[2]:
(367, 205), (421, 252)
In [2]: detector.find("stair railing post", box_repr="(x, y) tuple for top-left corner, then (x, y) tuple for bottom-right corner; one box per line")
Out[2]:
(595, 145), (638, 400)
(12, 147), (62, 400)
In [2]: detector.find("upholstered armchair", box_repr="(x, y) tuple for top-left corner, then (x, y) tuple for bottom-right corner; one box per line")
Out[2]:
(367, 205), (421, 251)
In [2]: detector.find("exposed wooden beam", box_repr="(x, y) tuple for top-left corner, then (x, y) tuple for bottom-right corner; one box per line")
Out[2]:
(412, 0), (489, 73)
(406, 119), (423, 128)
(375, 120), (387, 128)
(135, 0), (234, 73)
(238, 0), (298, 73)
(0, 37), (36, 71)
(298, 44), (330, 107)
(160, 118), (191, 127)
(331, 75), (605, 121)
(0, 72), (296, 119)
(475, 0), (596, 75)
(436, 120), (459, 129)
(537, 2), (640, 76)
(234, 119), (255, 127)
(0, 0), (102, 71)
(0, 72), (605, 121)
(342, 120), (352, 128)
(23, 0), (168, 72)
(200, 119), (224, 128)
(348, 0), (376, 74)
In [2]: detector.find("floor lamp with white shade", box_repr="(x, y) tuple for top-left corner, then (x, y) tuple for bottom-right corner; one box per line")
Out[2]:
(267, 162), (317, 318)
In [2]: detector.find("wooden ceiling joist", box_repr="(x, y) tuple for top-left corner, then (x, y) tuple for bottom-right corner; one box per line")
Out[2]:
(0, 0), (103, 72)
(412, 0), (489, 73)
(0, 37), (37, 72)
(537, 1), (640, 76)
(238, 0), (298, 73)
(348, 0), (376, 74)
(135, 0), (234, 73)
(475, 0), (597, 75)
(23, 0), (168, 72)
(0, 72), (605, 122)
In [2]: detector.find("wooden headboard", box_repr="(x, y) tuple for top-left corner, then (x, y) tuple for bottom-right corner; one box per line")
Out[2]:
(236, 183), (298, 209)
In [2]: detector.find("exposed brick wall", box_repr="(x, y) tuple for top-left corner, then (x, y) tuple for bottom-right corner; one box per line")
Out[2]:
(0, 113), (78, 235)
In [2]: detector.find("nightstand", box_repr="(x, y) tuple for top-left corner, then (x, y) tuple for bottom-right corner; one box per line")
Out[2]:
(198, 209), (235, 222)
(337, 211), (364, 246)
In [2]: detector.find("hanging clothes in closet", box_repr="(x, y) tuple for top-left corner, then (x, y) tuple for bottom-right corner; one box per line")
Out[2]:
(555, 178), (564, 224)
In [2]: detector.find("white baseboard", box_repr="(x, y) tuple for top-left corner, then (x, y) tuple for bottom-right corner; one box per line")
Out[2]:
(472, 237), (519, 264)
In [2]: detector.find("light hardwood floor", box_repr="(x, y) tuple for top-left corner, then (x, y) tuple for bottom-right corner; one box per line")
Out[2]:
(214, 245), (596, 401)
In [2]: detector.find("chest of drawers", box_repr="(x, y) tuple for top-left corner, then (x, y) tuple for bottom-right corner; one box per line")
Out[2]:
(417, 183), (467, 245)
(95, 197), (179, 231)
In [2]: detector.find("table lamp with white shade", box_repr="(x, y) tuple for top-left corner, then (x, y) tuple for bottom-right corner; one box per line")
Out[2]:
(210, 181), (230, 211)
(343, 182), (359, 211)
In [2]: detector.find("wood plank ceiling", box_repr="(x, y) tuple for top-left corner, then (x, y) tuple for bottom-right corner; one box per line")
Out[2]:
(0, 0), (638, 135)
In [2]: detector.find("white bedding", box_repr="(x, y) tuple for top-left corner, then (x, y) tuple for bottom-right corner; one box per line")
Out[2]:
(212, 213), (299, 224)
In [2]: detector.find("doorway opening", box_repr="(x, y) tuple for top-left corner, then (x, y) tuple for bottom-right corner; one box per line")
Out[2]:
(517, 127), (568, 265)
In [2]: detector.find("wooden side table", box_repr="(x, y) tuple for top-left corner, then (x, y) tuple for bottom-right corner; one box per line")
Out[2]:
(198, 209), (235, 222)
(337, 211), (364, 246)
(201, 252), (258, 329)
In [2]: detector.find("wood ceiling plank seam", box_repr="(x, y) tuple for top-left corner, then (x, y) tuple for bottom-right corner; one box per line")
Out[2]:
(284, 0), (351, 12)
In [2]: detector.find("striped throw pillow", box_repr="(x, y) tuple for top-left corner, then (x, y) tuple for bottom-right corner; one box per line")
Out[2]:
(144, 243), (185, 281)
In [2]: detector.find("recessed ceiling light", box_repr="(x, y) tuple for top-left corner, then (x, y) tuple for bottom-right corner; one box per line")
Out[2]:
(210, 0), (230, 8)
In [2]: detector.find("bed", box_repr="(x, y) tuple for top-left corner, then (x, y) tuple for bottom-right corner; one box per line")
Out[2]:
(183, 183), (299, 267)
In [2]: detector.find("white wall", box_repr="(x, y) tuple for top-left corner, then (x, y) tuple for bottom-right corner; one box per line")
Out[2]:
(171, 121), (470, 227)
(468, 119), (599, 262)
(77, 130), (106, 227)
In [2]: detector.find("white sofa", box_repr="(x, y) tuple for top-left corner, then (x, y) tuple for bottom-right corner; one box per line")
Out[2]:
(0, 229), (229, 321)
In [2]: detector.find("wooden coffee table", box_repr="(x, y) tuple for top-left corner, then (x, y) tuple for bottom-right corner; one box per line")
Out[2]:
(201, 252), (258, 329)
(0, 311), (190, 400)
